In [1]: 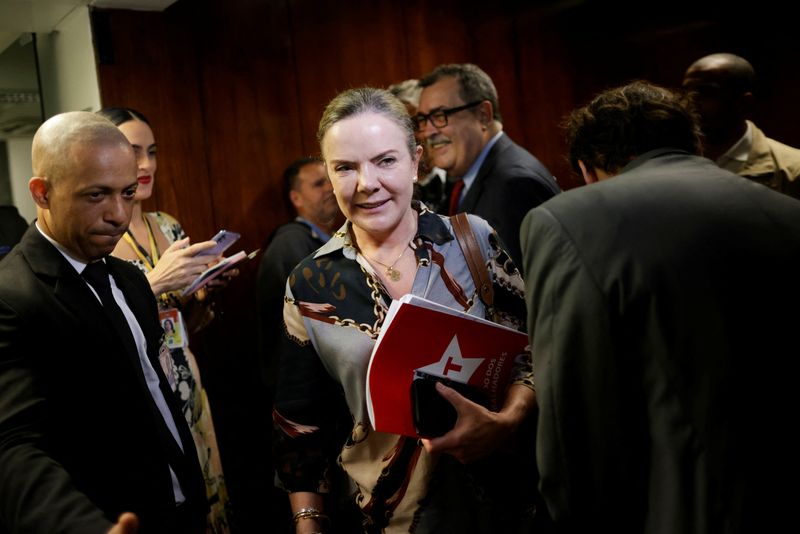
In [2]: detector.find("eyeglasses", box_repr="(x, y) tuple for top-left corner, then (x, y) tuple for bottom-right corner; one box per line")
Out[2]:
(413, 101), (483, 131)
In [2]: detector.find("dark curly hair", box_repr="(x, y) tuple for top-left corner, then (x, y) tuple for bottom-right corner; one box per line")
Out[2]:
(565, 81), (702, 175)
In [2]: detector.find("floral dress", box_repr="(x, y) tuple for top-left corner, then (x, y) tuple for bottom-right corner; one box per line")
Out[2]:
(126, 211), (230, 533)
(274, 204), (540, 533)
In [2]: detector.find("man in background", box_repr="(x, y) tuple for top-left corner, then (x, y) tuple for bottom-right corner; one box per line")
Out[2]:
(388, 78), (448, 213)
(417, 63), (559, 269)
(683, 52), (800, 198)
(521, 80), (799, 533)
(257, 156), (340, 392)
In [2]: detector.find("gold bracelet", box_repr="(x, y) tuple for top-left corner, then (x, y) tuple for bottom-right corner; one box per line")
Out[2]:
(292, 507), (329, 525)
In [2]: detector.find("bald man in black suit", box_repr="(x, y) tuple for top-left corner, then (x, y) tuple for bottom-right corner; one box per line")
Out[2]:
(0, 112), (207, 533)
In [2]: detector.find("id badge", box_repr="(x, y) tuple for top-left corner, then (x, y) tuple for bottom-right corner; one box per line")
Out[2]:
(159, 307), (187, 349)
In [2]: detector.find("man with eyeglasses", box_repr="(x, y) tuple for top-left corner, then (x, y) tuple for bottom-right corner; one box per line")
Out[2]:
(417, 63), (560, 269)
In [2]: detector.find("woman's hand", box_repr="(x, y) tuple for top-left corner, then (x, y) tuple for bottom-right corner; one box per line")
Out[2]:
(146, 237), (220, 296)
(204, 267), (240, 290)
(421, 383), (535, 464)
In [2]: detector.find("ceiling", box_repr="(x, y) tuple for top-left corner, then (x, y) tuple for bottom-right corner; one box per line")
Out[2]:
(0, 0), (179, 52)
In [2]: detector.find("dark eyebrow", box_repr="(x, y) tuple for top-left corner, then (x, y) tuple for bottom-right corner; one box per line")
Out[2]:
(371, 150), (399, 163)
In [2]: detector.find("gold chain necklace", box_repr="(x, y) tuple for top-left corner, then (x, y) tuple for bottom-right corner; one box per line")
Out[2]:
(360, 222), (418, 282)
(362, 244), (410, 282)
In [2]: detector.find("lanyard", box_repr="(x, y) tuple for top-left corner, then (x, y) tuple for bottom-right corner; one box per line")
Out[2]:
(122, 215), (160, 271)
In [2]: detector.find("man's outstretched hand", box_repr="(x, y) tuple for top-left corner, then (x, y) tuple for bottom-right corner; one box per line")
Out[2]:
(108, 512), (138, 534)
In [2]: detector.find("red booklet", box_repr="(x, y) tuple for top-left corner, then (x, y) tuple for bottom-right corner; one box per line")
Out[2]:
(366, 294), (529, 437)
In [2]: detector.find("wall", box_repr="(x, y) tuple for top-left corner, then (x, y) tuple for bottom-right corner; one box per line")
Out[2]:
(6, 137), (35, 222)
(37, 5), (101, 117)
(0, 36), (42, 220)
(0, 5), (102, 224)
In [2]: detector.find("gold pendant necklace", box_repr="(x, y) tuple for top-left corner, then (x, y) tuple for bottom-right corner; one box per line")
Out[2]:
(358, 221), (418, 283)
(364, 246), (408, 282)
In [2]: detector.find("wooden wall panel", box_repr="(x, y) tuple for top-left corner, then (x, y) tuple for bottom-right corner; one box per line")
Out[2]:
(197, 0), (302, 251)
(510, 4), (578, 189)
(288, 0), (412, 157)
(403, 0), (475, 75)
(94, 6), (216, 241)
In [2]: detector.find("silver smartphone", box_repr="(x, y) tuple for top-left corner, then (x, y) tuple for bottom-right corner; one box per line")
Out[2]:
(198, 230), (241, 256)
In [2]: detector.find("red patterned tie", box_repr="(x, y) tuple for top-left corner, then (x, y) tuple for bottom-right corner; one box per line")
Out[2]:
(448, 179), (464, 215)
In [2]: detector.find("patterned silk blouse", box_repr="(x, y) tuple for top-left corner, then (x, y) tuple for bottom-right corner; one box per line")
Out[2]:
(273, 204), (534, 533)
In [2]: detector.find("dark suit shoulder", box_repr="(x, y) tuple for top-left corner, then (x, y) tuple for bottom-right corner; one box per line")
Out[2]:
(272, 220), (319, 247)
(106, 254), (150, 289)
(0, 235), (64, 314)
(261, 222), (325, 274)
(487, 134), (559, 191)
(273, 220), (314, 239)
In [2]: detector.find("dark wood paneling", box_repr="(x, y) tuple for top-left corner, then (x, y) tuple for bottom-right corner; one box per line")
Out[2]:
(197, 0), (301, 252)
(510, 4), (578, 189)
(94, 6), (216, 241)
(289, 0), (412, 157)
(404, 0), (474, 75)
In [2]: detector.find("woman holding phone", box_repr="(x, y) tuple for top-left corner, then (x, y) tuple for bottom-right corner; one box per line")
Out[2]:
(98, 107), (231, 533)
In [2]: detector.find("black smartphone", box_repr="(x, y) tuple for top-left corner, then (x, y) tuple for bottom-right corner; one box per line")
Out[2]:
(198, 230), (241, 256)
(410, 370), (489, 437)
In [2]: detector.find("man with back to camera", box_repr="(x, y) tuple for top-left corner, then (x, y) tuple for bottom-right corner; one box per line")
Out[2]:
(0, 111), (207, 533)
(683, 52), (800, 199)
(416, 63), (560, 269)
(521, 80), (800, 533)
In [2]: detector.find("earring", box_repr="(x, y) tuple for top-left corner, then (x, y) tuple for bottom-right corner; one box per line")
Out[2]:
(413, 175), (418, 183)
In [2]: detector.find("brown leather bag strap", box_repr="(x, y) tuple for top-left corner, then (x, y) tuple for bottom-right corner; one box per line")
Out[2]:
(451, 212), (494, 309)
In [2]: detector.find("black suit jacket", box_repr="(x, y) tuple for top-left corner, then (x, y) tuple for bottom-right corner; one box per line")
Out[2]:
(522, 149), (800, 533)
(456, 133), (560, 270)
(0, 225), (207, 533)
(256, 220), (327, 392)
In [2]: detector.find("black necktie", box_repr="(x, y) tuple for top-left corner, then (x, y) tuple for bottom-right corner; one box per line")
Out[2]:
(82, 260), (140, 358)
(82, 260), (195, 497)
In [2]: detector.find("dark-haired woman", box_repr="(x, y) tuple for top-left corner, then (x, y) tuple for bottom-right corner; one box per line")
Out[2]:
(98, 107), (231, 533)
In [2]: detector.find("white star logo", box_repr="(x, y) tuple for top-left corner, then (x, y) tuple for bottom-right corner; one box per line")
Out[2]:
(416, 335), (484, 382)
